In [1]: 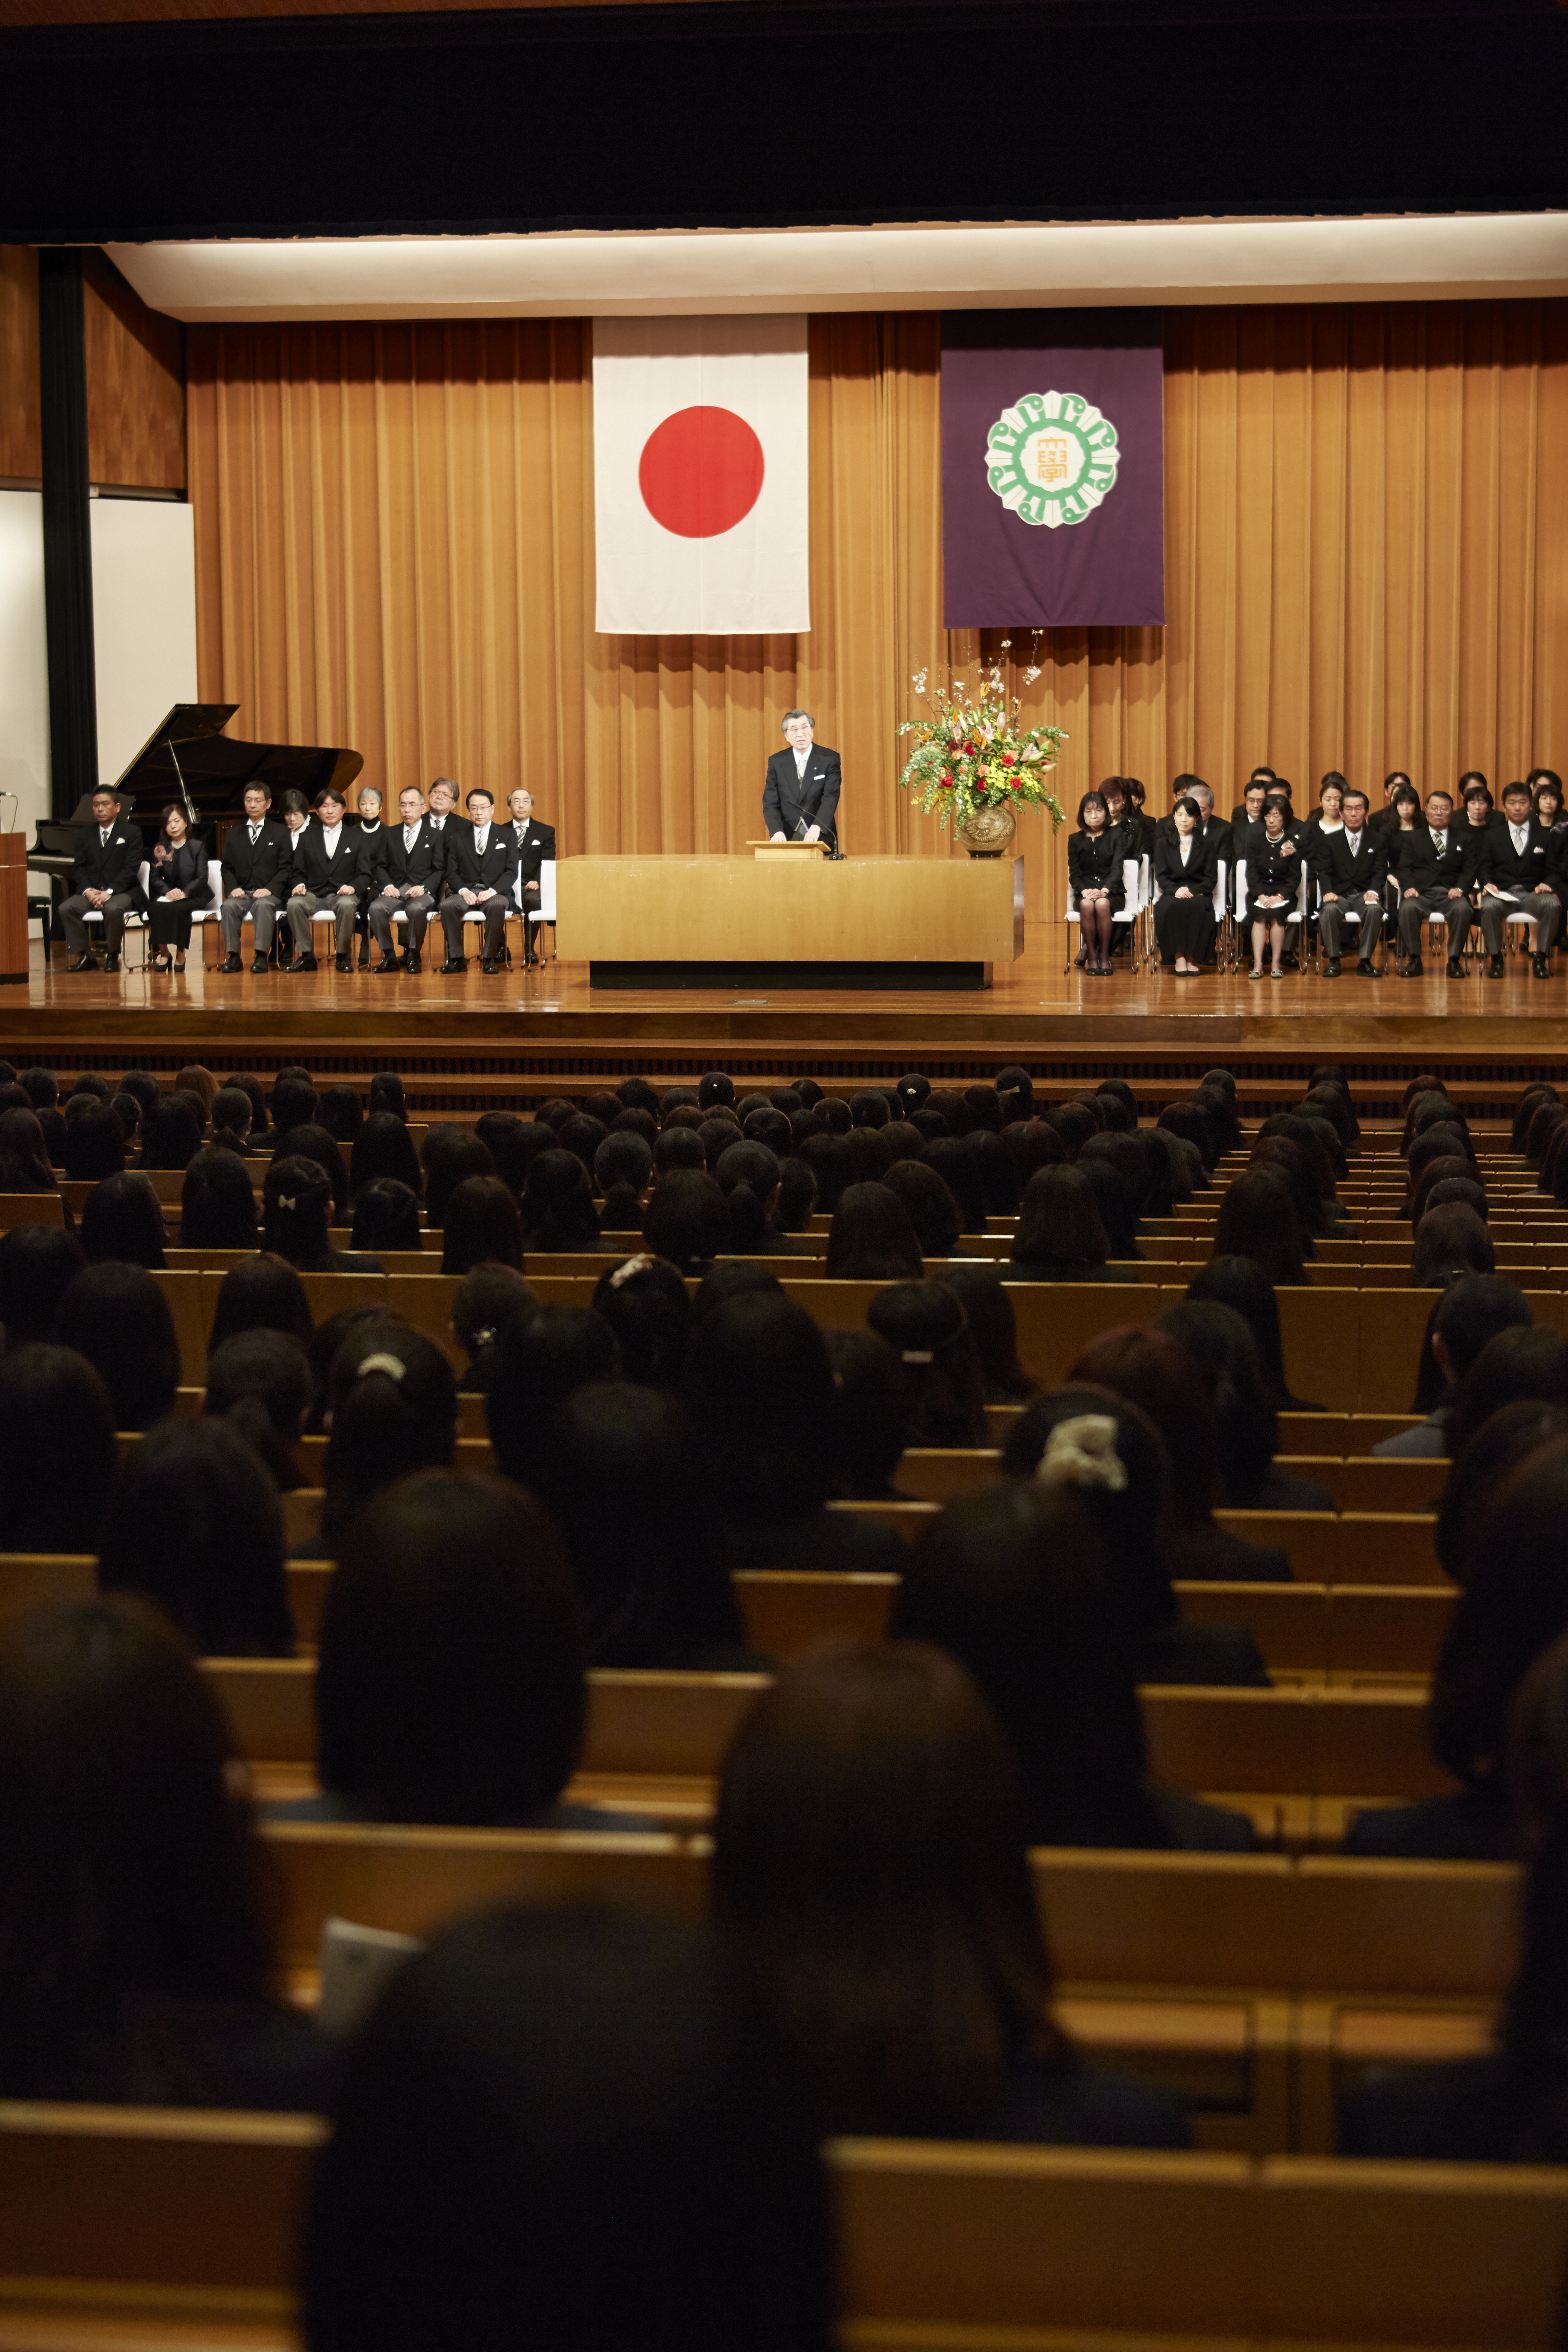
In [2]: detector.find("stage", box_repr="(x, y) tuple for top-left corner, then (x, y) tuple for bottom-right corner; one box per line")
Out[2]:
(1, 926), (1562, 1119)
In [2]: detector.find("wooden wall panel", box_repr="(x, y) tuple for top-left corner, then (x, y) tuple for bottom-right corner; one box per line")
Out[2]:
(0, 246), (41, 480)
(82, 248), (184, 491)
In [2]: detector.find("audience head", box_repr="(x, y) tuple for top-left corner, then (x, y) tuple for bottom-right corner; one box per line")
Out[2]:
(826, 1327), (913, 1498)
(1069, 1326), (1217, 1531)
(139, 1097), (203, 1173)
(321, 1322), (459, 1551)
(99, 1420), (291, 1656)
(351, 1178), (422, 1254)
(440, 1176), (523, 1275)
(420, 1128), (495, 1227)
(181, 1148), (258, 1250)
(938, 1264), (1032, 1402)
(521, 1149), (600, 1252)
(0, 1107), (58, 1190)
(450, 1263), (536, 1392)
(62, 1105), (125, 1182)
(0, 1343), (116, 1554)
(920, 1138), (989, 1233)
(1012, 1165), (1109, 1273)
(881, 1159), (963, 1258)
(351, 1113), (423, 1202)
(1437, 1401), (1568, 1587)
(1411, 1202), (1495, 1289)
(208, 1253), (313, 1355)
(680, 1295), (837, 1521)
(1000, 1384), (1173, 1636)
(865, 1280), (987, 1448)
(1212, 1169), (1306, 1287)
(52, 1261), (180, 1431)
(204, 1327), (313, 1488)
(80, 1171), (167, 1270)
(1446, 1327), (1568, 1463)
(486, 1304), (621, 1488)
(824, 1182), (923, 1281)
(0, 1222), (84, 1349)
(589, 1254), (691, 1389)
(643, 1169), (729, 1273)
(1431, 1439), (1568, 1798)
(1155, 1299), (1277, 1506)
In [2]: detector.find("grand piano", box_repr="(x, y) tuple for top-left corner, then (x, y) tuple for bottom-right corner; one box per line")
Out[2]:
(26, 705), (364, 944)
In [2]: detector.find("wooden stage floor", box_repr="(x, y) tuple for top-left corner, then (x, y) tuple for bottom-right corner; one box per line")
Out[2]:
(4, 929), (1565, 1107)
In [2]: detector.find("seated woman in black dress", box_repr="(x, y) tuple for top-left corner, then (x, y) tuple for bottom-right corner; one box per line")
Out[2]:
(1151, 795), (1217, 976)
(146, 802), (213, 975)
(1066, 790), (1127, 976)
(1245, 792), (1303, 979)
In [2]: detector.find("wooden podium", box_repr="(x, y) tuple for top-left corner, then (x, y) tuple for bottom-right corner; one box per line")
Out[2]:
(0, 838), (28, 985)
(556, 854), (1024, 990)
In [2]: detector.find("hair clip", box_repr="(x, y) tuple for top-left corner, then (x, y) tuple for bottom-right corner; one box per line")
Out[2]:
(357, 1352), (406, 1383)
(608, 1254), (656, 1289)
(1037, 1413), (1127, 1494)
(471, 1326), (496, 1349)
(901, 1349), (934, 1365)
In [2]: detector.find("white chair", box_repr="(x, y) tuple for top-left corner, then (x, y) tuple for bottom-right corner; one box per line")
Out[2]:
(80, 860), (150, 969)
(1211, 856), (1229, 970)
(527, 859), (556, 966)
(1064, 858), (1139, 974)
(189, 860), (225, 966)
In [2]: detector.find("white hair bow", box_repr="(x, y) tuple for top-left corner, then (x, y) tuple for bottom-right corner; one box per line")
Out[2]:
(1036, 1413), (1127, 1494)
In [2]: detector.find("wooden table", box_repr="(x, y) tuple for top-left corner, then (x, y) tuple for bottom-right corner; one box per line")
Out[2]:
(554, 854), (1024, 989)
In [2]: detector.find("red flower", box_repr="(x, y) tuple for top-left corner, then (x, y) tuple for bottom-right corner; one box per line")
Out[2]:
(1002, 752), (1017, 766)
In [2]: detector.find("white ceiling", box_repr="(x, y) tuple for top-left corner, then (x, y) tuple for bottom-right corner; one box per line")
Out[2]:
(107, 212), (1568, 323)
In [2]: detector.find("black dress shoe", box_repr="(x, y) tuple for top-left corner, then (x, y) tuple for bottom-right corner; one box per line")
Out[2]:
(404, 951), (422, 975)
(440, 956), (467, 974)
(1535, 954), (1551, 979)
(374, 955), (400, 974)
(218, 953), (243, 974)
(294, 952), (318, 972)
(1446, 957), (1466, 979)
(1488, 954), (1506, 978)
(68, 953), (97, 972)
(335, 954), (353, 974)
(1325, 956), (1341, 978)
(251, 953), (270, 974)
(1357, 960), (1382, 980)
(1403, 955), (1424, 976)
(102, 954), (120, 974)
(481, 956), (499, 975)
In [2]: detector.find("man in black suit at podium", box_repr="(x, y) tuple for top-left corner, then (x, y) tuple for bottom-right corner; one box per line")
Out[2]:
(764, 710), (841, 854)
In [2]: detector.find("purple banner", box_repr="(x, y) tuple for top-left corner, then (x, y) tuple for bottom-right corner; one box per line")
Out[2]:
(941, 310), (1165, 628)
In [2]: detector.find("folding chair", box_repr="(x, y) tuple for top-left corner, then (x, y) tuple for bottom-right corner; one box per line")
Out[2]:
(79, 860), (150, 971)
(526, 859), (557, 966)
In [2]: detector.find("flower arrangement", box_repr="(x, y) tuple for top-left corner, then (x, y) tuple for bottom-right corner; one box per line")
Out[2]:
(897, 652), (1067, 835)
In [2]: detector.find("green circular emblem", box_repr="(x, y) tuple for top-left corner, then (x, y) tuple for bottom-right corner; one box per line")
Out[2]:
(984, 391), (1120, 529)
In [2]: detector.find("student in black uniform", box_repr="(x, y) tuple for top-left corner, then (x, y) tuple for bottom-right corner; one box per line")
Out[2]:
(1151, 795), (1217, 975)
(1476, 779), (1562, 977)
(1244, 793), (1302, 979)
(1066, 790), (1126, 975)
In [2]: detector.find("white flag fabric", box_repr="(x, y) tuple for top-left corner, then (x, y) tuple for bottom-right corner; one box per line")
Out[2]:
(593, 316), (810, 636)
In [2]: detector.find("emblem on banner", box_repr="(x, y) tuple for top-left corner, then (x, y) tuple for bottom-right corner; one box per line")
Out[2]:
(984, 392), (1120, 529)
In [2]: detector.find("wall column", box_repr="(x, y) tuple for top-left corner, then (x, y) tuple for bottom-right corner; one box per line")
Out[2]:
(38, 247), (97, 820)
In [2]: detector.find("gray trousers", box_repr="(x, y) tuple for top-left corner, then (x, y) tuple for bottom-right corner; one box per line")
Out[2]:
(368, 892), (435, 953)
(440, 893), (508, 960)
(1397, 889), (1471, 958)
(1318, 894), (1384, 962)
(221, 891), (280, 951)
(60, 892), (135, 955)
(288, 892), (357, 956)
(1478, 889), (1562, 956)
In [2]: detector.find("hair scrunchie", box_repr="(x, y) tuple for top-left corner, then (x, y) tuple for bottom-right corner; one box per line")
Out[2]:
(357, 1352), (407, 1384)
(1036, 1413), (1127, 1495)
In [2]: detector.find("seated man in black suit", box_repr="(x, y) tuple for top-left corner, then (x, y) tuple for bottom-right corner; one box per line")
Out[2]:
(439, 788), (516, 974)
(286, 786), (362, 972)
(60, 786), (143, 974)
(1314, 787), (1387, 978)
(1476, 779), (1562, 978)
(1394, 790), (1476, 976)
(507, 787), (556, 967)
(368, 785), (445, 974)
(763, 710), (841, 853)
(218, 782), (292, 973)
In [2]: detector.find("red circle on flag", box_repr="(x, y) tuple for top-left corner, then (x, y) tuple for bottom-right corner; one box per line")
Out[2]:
(638, 405), (765, 539)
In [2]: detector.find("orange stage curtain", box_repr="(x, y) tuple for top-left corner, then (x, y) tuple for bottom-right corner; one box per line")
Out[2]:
(188, 300), (1568, 924)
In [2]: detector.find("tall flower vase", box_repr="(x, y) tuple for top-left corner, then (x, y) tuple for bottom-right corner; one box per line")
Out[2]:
(956, 804), (1018, 859)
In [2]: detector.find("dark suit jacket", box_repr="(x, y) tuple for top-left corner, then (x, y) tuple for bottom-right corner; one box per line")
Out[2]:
(372, 817), (448, 894)
(292, 822), (362, 898)
(1245, 831), (1305, 903)
(444, 823), (517, 899)
(1394, 827), (1478, 895)
(221, 818), (293, 897)
(1067, 825), (1129, 907)
(1478, 819), (1557, 894)
(1153, 830), (1218, 903)
(72, 819), (143, 899)
(147, 836), (213, 907)
(763, 745), (841, 849)
(425, 815), (467, 896)
(509, 818), (556, 893)
(1315, 826), (1389, 897)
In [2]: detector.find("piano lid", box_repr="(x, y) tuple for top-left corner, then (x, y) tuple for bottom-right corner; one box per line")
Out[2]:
(109, 705), (363, 820)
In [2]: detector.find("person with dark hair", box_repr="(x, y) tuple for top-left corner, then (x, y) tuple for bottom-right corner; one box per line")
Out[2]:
(208, 1253), (314, 1357)
(181, 1147), (259, 1250)
(940, 1264), (1034, 1402)
(283, 1123), (350, 1222)
(350, 1111), (423, 1205)
(0, 1595), (333, 2106)
(1376, 1276), (1534, 1455)
(0, 1343), (116, 1552)
(304, 1469), (600, 1825)
(98, 1419), (293, 1654)
(78, 1168), (167, 1270)
(1394, 788), (1476, 975)
(1409, 1202), (1495, 1289)
(1011, 1165), (1126, 1282)
(826, 1328), (913, 1501)
(714, 1642), (1187, 2145)
(715, 1140), (806, 1256)
(1346, 1438), (1568, 1862)
(436, 788), (516, 973)
(865, 1280), (987, 1447)
(58, 786), (143, 974)
(680, 1294), (905, 1577)
(265, 1075), (315, 1159)
(1156, 1300), (1331, 1511)
(346, 1179), (418, 1255)
(1444, 1327), (1568, 1464)
(366, 1070), (407, 1123)
(917, 1136), (987, 1232)
(308, 1322), (458, 1558)
(823, 1182), (923, 1281)
(135, 1096), (202, 1175)
(316, 1086), (364, 1147)
(209, 1086), (254, 1155)
(264, 1157), (382, 1274)
(440, 1176), (523, 1275)
(595, 1132), (654, 1233)
(62, 1105), (125, 1183)
(1069, 1325), (1289, 1582)
(1210, 1169), (1306, 1288)
(892, 1484), (1256, 1848)
(1068, 790), (1128, 976)
(285, 785), (362, 972)
(529, 1384), (756, 1669)
(486, 1303), (621, 1489)
(302, 1902), (832, 2352)
(1152, 795), (1217, 976)
(0, 1223), (84, 1349)
(450, 1263), (536, 1394)
(520, 1148), (601, 1253)
(1186, 1254), (1322, 1412)
(880, 1159), (963, 1259)
(204, 1327), (312, 1491)
(1475, 779), (1562, 978)
(642, 1168), (729, 1274)
(144, 802), (212, 972)
(1313, 787), (1387, 976)
(589, 1254), (691, 1389)
(1435, 1401), (1568, 1588)
(52, 1261), (180, 1431)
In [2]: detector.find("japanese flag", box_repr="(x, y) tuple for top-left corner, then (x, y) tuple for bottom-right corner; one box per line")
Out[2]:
(593, 316), (810, 637)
